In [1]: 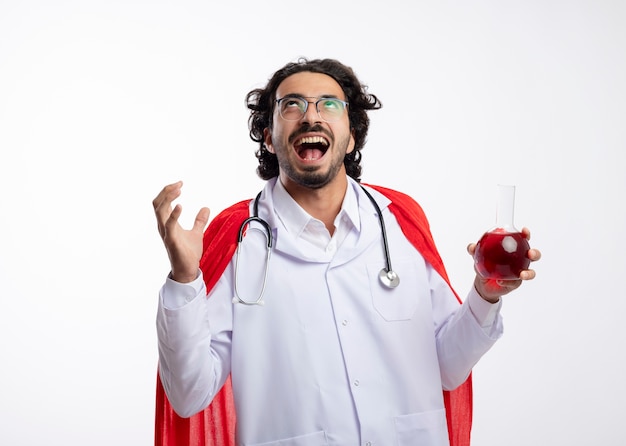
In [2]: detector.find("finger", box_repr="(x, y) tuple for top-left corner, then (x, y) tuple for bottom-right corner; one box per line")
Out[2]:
(154, 181), (183, 229)
(494, 279), (522, 295)
(521, 227), (531, 240)
(152, 181), (182, 211)
(165, 203), (183, 233)
(152, 181), (183, 209)
(519, 269), (536, 280)
(527, 248), (542, 261)
(467, 243), (477, 255)
(192, 207), (211, 234)
(153, 184), (177, 238)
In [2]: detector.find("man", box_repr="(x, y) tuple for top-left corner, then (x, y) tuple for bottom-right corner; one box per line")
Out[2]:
(152, 58), (540, 445)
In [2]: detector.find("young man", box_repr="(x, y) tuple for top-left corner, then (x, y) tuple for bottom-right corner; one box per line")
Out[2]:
(152, 58), (540, 446)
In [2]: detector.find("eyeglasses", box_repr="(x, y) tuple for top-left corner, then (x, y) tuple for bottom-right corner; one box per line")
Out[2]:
(275, 96), (349, 122)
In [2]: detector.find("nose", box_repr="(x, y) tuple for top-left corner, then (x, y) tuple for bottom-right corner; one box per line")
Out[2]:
(301, 100), (322, 124)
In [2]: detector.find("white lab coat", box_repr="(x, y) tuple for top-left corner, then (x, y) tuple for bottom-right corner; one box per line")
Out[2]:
(157, 177), (502, 446)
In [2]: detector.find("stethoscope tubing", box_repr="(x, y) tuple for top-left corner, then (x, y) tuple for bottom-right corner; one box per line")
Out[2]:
(232, 185), (399, 305)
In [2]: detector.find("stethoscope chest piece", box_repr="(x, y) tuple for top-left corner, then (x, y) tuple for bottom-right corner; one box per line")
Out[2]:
(379, 268), (400, 288)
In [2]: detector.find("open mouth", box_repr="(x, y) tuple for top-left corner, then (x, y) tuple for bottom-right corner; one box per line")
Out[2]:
(294, 136), (329, 161)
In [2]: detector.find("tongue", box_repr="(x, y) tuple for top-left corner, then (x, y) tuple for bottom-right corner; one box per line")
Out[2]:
(299, 148), (324, 160)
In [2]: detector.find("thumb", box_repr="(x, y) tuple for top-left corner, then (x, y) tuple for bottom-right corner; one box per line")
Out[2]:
(192, 207), (210, 233)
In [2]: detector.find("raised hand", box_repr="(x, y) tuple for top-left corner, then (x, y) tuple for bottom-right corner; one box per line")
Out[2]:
(152, 181), (210, 283)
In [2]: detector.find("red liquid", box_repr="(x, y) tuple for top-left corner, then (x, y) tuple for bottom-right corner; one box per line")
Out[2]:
(474, 229), (530, 280)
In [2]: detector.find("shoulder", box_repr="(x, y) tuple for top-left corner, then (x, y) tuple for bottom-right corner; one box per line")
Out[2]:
(209, 200), (251, 227)
(200, 199), (252, 290)
(362, 183), (434, 243)
(363, 183), (448, 279)
(361, 183), (427, 216)
(202, 199), (251, 248)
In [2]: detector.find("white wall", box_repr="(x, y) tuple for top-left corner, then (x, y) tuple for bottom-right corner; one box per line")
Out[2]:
(1, 1), (624, 444)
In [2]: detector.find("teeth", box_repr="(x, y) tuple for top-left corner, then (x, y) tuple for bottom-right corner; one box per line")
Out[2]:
(297, 136), (329, 146)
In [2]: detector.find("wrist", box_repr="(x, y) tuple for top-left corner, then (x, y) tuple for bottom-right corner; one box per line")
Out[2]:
(473, 277), (501, 304)
(481, 294), (501, 304)
(170, 269), (199, 284)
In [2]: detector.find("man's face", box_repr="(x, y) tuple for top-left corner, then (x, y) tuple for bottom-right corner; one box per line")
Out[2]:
(263, 71), (355, 191)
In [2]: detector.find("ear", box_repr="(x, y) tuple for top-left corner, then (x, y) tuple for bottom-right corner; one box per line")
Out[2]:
(346, 130), (356, 154)
(263, 128), (275, 153)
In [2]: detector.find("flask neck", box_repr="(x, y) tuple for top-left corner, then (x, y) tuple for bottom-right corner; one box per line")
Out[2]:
(495, 184), (518, 232)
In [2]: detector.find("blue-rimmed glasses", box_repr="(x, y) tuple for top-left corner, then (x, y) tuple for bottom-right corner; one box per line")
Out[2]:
(276, 96), (349, 122)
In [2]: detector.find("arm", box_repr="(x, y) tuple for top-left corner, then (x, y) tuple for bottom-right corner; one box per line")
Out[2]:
(436, 227), (541, 389)
(152, 182), (219, 417)
(431, 269), (503, 390)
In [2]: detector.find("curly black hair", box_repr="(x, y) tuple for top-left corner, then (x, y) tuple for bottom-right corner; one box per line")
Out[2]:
(246, 58), (382, 182)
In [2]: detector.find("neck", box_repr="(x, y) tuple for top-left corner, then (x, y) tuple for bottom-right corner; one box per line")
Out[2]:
(280, 174), (348, 235)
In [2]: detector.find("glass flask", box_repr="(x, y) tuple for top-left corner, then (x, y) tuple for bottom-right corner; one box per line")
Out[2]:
(473, 185), (531, 280)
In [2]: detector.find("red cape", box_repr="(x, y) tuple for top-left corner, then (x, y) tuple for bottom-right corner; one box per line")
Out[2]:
(155, 185), (473, 445)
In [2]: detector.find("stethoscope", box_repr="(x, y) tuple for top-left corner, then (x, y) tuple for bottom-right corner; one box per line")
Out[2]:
(233, 185), (400, 306)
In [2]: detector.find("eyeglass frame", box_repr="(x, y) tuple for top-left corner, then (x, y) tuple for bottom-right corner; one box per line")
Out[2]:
(274, 95), (349, 123)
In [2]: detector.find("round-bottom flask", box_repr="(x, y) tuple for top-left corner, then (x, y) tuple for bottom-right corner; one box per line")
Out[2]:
(473, 185), (531, 280)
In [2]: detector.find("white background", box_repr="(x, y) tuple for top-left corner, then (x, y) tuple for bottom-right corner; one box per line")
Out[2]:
(1, 0), (625, 444)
